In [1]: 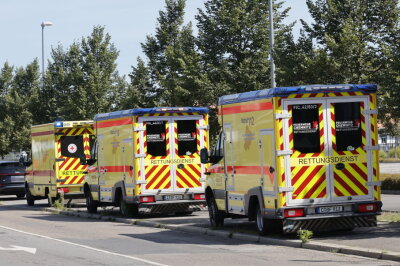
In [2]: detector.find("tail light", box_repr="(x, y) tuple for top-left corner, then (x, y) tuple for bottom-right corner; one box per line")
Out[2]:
(284, 208), (305, 218)
(57, 188), (69, 193)
(193, 193), (205, 200)
(139, 196), (155, 203)
(357, 203), (377, 213)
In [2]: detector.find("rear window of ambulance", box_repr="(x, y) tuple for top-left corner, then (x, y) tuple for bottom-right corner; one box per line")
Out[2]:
(60, 135), (84, 158)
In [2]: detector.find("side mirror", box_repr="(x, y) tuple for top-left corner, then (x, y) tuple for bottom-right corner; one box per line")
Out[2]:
(81, 157), (96, 166)
(80, 157), (88, 165)
(200, 148), (209, 164)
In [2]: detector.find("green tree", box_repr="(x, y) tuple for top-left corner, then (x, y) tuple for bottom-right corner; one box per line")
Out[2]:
(137, 0), (210, 107)
(0, 60), (40, 156)
(45, 25), (124, 121)
(196, 0), (291, 94)
(123, 58), (151, 109)
(0, 62), (14, 96)
(297, 0), (399, 84)
(0, 89), (32, 156)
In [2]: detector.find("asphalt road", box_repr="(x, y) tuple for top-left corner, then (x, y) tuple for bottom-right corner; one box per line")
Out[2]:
(1, 197), (393, 265)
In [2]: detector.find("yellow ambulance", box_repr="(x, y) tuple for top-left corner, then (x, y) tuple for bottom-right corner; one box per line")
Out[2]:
(201, 84), (381, 234)
(82, 107), (209, 216)
(25, 121), (94, 206)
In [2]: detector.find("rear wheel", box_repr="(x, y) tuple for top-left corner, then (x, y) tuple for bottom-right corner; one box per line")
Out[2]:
(86, 191), (98, 213)
(118, 195), (138, 217)
(207, 195), (224, 227)
(255, 202), (268, 235)
(26, 187), (35, 206)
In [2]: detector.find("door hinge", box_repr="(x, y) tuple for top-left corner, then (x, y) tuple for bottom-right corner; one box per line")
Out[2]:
(366, 181), (382, 187)
(278, 186), (294, 192)
(197, 125), (209, 130)
(136, 180), (147, 185)
(277, 150), (293, 156)
(134, 127), (145, 132)
(362, 109), (378, 115)
(134, 153), (146, 158)
(275, 113), (291, 120)
(364, 145), (379, 151)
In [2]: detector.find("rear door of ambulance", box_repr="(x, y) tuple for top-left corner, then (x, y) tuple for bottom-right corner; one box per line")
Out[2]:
(55, 124), (95, 191)
(281, 95), (374, 210)
(137, 114), (207, 197)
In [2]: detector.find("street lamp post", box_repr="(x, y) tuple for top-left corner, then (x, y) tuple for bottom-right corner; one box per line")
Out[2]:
(268, 0), (276, 88)
(41, 21), (53, 90)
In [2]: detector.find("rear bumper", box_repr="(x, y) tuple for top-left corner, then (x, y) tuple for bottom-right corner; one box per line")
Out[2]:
(283, 213), (378, 233)
(62, 192), (85, 200)
(278, 200), (382, 233)
(139, 200), (206, 214)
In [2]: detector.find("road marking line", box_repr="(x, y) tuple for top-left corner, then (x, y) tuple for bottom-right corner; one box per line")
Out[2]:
(0, 225), (166, 266)
(0, 245), (37, 254)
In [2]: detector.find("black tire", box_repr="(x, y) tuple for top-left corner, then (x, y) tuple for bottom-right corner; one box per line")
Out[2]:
(255, 202), (268, 235)
(118, 195), (138, 217)
(86, 191), (98, 213)
(26, 187), (35, 206)
(16, 193), (25, 199)
(207, 195), (224, 227)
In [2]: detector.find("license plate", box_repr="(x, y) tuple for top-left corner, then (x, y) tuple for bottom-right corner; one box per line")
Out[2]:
(316, 205), (343, 214)
(162, 194), (184, 201)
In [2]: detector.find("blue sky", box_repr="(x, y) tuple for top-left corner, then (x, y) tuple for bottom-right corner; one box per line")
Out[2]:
(0, 0), (311, 77)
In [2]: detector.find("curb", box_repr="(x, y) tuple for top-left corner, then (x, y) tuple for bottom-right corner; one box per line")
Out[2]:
(44, 208), (400, 262)
(382, 190), (400, 195)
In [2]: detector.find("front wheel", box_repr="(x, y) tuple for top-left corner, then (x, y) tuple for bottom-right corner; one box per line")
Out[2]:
(207, 195), (224, 227)
(86, 191), (98, 213)
(26, 187), (35, 206)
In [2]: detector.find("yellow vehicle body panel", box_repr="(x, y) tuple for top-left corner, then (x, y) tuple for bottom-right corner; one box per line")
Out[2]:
(206, 85), (381, 233)
(26, 121), (94, 198)
(86, 108), (209, 213)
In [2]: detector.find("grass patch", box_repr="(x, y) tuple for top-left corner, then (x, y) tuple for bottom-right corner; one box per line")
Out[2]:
(379, 158), (400, 163)
(378, 212), (400, 223)
(380, 147), (400, 160)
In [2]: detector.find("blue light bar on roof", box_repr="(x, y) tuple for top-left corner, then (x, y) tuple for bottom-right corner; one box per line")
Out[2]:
(303, 85), (352, 91)
(155, 107), (189, 112)
(54, 121), (63, 128)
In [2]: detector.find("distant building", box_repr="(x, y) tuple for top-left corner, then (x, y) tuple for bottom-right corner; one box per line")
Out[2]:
(378, 121), (400, 151)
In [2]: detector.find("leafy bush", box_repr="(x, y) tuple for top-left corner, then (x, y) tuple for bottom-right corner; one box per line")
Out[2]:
(297, 229), (313, 243)
(381, 178), (400, 190)
(388, 147), (400, 158)
(379, 150), (389, 159)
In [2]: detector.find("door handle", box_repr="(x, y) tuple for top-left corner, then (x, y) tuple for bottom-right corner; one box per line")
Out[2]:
(269, 166), (275, 173)
(335, 163), (345, 170)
